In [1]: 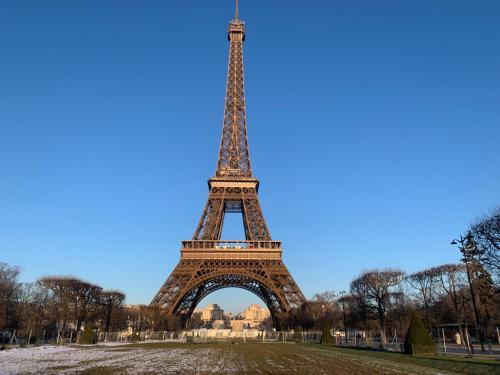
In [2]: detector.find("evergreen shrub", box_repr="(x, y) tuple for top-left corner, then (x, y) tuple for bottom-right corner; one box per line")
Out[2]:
(404, 311), (436, 355)
(79, 325), (95, 345)
(321, 321), (334, 345)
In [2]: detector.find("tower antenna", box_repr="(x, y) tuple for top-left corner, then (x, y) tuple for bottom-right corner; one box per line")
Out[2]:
(235, 0), (239, 20)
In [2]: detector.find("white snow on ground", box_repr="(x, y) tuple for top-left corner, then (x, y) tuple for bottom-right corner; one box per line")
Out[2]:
(0, 345), (239, 375)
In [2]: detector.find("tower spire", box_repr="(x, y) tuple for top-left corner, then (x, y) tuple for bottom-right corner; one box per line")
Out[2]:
(217, 0), (249, 177)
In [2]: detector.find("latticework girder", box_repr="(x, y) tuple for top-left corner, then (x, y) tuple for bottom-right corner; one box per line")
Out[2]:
(193, 184), (270, 241)
(216, 18), (251, 178)
(151, 253), (305, 322)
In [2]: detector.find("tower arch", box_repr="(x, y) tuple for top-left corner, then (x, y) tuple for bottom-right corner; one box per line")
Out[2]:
(172, 273), (286, 322)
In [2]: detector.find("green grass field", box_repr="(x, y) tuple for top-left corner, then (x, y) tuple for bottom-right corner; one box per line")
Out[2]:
(1, 342), (499, 374)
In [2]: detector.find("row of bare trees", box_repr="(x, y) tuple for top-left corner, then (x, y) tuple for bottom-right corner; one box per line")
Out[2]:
(284, 263), (498, 345)
(282, 210), (499, 348)
(39, 276), (125, 339)
(0, 262), (187, 344)
(0, 264), (127, 343)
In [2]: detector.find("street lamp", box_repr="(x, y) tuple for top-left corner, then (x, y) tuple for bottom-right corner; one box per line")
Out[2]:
(339, 290), (348, 344)
(451, 233), (485, 353)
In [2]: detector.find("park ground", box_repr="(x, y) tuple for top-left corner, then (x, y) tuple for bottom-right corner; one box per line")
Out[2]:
(0, 342), (499, 375)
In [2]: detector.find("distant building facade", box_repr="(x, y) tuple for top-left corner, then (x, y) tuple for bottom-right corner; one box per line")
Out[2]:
(197, 304), (224, 322)
(244, 304), (270, 323)
(194, 303), (270, 332)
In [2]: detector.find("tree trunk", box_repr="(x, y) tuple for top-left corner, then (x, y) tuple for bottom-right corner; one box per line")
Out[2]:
(75, 318), (83, 343)
(378, 306), (386, 347)
(104, 313), (112, 333)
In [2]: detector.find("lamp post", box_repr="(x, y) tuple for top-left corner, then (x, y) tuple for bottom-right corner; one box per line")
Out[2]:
(339, 290), (348, 344)
(451, 233), (485, 352)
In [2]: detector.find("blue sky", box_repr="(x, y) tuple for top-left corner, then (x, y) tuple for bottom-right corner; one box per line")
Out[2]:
(1, 1), (499, 313)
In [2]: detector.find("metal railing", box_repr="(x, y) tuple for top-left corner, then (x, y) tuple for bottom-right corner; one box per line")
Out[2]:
(0, 330), (321, 347)
(181, 240), (282, 250)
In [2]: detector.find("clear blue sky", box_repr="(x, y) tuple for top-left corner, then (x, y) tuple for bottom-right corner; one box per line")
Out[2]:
(1, 1), (499, 313)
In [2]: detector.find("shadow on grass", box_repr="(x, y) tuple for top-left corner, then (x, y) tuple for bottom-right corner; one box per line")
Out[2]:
(78, 366), (118, 375)
(309, 344), (499, 375)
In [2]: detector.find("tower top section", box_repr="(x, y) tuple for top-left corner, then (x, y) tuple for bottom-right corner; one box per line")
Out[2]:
(216, 0), (251, 178)
(228, 0), (245, 42)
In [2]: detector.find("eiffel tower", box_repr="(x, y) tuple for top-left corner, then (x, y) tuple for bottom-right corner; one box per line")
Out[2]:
(151, 1), (305, 325)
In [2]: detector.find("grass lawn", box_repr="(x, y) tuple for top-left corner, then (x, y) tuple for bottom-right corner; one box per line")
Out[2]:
(310, 345), (499, 375)
(0, 342), (498, 374)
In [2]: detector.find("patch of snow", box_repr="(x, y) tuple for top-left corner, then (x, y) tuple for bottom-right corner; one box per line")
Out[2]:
(0, 345), (239, 375)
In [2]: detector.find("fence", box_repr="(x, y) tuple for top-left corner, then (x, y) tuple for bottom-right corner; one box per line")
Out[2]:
(332, 330), (402, 352)
(332, 328), (500, 359)
(1, 329), (75, 346)
(0, 329), (322, 347)
(184, 330), (322, 344)
(4, 328), (498, 359)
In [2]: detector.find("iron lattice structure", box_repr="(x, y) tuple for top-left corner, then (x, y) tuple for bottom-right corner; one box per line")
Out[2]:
(151, 5), (305, 324)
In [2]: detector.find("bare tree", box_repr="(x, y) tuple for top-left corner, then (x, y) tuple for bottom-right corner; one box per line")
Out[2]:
(432, 264), (467, 324)
(470, 208), (500, 282)
(68, 279), (102, 339)
(97, 290), (125, 333)
(451, 233), (496, 352)
(387, 283), (413, 336)
(0, 262), (22, 330)
(350, 269), (404, 346)
(40, 277), (102, 341)
(336, 293), (354, 338)
(350, 280), (372, 331)
(469, 257), (496, 349)
(39, 277), (74, 334)
(405, 268), (440, 327)
(21, 282), (53, 340)
(313, 291), (337, 305)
